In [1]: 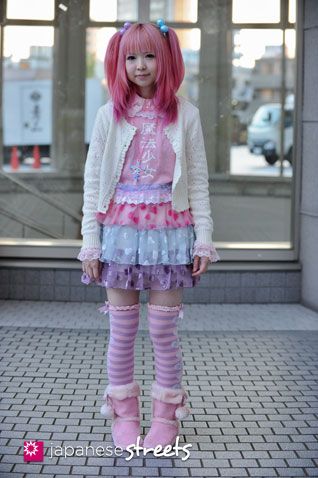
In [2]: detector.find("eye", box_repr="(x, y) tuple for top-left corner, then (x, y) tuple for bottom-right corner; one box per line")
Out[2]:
(146, 53), (155, 58)
(127, 55), (136, 61)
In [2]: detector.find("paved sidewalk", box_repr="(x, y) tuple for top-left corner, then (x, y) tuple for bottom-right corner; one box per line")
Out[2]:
(1, 301), (318, 478)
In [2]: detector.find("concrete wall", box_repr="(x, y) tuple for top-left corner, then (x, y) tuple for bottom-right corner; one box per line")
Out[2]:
(300, 0), (318, 311)
(0, 267), (301, 304)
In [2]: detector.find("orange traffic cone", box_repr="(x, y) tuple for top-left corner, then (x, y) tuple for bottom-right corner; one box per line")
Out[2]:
(32, 145), (41, 169)
(10, 146), (20, 170)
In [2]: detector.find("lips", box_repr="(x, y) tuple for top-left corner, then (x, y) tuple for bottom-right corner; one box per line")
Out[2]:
(136, 74), (150, 78)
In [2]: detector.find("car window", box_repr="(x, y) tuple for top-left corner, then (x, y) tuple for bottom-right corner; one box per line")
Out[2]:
(252, 105), (280, 125)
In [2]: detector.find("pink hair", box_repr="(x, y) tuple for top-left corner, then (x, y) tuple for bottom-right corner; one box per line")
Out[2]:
(104, 23), (185, 126)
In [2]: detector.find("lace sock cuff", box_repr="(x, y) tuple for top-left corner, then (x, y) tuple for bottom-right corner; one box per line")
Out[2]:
(98, 301), (140, 314)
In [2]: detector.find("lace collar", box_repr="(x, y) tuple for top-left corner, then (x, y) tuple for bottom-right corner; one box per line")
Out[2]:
(127, 93), (164, 118)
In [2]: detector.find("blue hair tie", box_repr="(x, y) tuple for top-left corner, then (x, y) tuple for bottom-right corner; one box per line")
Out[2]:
(156, 18), (169, 35)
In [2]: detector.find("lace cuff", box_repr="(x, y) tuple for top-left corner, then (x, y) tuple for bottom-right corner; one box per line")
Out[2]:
(192, 242), (221, 263)
(77, 247), (101, 261)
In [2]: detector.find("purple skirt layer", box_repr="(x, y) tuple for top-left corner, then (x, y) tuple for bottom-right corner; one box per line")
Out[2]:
(81, 261), (200, 290)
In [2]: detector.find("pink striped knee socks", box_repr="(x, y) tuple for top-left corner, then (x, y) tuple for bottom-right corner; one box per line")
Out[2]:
(106, 302), (140, 386)
(147, 303), (184, 389)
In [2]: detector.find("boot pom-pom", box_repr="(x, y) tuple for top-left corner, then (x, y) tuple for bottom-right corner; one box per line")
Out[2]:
(100, 403), (114, 418)
(175, 406), (190, 420)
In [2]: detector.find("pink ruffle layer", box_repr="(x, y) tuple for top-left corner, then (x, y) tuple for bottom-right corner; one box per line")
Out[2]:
(96, 200), (194, 229)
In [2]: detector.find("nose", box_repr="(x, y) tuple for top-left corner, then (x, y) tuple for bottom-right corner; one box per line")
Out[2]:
(136, 57), (146, 70)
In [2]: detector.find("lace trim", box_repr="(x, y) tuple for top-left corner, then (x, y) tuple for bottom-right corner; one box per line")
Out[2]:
(77, 247), (100, 261)
(113, 190), (172, 204)
(113, 182), (172, 205)
(98, 300), (140, 314)
(193, 243), (221, 263)
(126, 94), (164, 118)
(129, 110), (163, 119)
(116, 182), (172, 191)
(148, 303), (184, 318)
(148, 303), (182, 312)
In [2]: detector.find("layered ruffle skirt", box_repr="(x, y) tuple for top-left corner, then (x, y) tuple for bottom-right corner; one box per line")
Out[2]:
(81, 182), (200, 290)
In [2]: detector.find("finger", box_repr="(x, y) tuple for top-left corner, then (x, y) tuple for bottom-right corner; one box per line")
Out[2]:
(193, 265), (204, 276)
(201, 258), (209, 272)
(92, 266), (98, 280)
(193, 256), (200, 271)
(192, 257), (201, 275)
(87, 265), (94, 280)
(200, 258), (210, 275)
(94, 264), (102, 280)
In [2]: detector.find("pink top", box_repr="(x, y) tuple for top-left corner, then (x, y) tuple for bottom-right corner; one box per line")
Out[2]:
(118, 93), (176, 185)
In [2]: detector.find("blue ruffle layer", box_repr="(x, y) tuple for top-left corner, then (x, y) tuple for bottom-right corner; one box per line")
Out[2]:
(99, 224), (195, 265)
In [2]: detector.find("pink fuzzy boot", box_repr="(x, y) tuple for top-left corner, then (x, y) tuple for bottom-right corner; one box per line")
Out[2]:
(143, 382), (191, 449)
(100, 381), (143, 448)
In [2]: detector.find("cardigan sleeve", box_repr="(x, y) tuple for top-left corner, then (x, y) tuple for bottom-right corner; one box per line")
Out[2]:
(77, 106), (109, 260)
(185, 107), (220, 263)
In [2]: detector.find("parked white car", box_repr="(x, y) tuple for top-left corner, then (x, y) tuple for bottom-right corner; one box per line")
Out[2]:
(247, 101), (294, 165)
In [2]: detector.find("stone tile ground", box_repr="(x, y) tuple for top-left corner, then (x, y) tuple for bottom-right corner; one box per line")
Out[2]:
(0, 301), (318, 478)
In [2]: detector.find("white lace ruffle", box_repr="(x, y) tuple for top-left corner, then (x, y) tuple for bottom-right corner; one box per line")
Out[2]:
(77, 247), (101, 261)
(98, 301), (140, 314)
(129, 110), (163, 119)
(113, 189), (172, 204)
(148, 303), (184, 318)
(193, 242), (220, 263)
(126, 94), (164, 119)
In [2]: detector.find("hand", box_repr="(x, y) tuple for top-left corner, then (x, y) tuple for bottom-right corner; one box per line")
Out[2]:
(82, 259), (102, 281)
(192, 255), (210, 277)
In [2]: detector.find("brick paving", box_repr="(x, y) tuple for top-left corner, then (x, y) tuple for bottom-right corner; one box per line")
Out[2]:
(0, 301), (318, 478)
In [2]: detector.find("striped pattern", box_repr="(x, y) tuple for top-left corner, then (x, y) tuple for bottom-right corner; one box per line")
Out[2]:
(147, 303), (183, 389)
(107, 304), (140, 385)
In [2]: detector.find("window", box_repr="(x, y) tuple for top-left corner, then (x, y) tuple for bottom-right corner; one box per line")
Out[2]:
(0, 0), (299, 263)
(2, 4), (54, 173)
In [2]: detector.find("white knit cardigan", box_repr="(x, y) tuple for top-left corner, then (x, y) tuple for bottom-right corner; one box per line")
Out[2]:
(78, 96), (219, 262)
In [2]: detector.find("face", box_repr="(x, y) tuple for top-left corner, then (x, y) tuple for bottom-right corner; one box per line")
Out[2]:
(125, 51), (157, 98)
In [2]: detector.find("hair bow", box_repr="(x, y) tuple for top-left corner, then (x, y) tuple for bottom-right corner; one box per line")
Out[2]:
(156, 18), (169, 34)
(119, 22), (132, 35)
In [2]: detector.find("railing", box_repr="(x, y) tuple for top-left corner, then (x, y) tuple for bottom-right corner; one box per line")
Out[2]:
(0, 170), (81, 238)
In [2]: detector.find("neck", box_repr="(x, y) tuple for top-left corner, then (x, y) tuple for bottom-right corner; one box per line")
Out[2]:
(136, 85), (155, 99)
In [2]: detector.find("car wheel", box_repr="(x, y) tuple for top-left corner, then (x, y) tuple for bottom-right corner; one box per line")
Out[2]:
(264, 154), (278, 165)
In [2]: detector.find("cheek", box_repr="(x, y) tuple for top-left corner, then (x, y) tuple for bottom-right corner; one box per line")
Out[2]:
(148, 63), (155, 74)
(126, 65), (133, 78)
(126, 61), (133, 71)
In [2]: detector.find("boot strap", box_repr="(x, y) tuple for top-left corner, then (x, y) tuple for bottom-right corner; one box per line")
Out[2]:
(151, 416), (178, 427)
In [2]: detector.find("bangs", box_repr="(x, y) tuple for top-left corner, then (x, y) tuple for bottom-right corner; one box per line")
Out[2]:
(120, 24), (160, 57)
